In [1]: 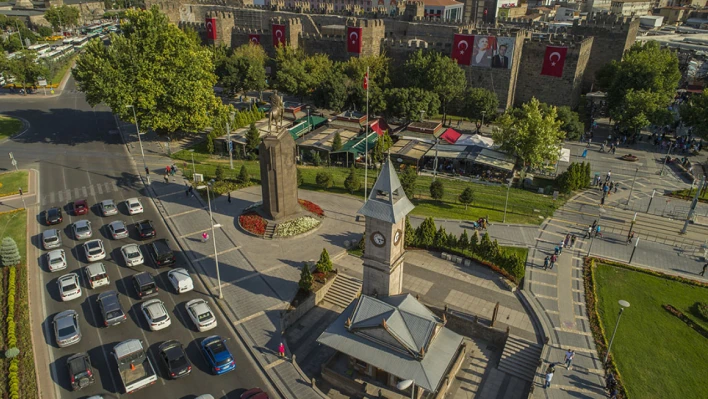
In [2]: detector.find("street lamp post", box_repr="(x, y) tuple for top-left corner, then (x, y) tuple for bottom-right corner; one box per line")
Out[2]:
(503, 177), (513, 223)
(604, 300), (630, 365)
(629, 236), (639, 263)
(432, 138), (440, 182)
(479, 110), (487, 134)
(126, 105), (149, 184)
(197, 183), (223, 299)
(189, 149), (195, 178)
(397, 379), (416, 399)
(227, 111), (235, 170)
(626, 168), (638, 205)
(660, 142), (674, 176)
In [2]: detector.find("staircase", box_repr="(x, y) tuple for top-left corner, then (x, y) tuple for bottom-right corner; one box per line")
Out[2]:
(264, 223), (276, 240)
(497, 335), (543, 382)
(322, 274), (362, 308)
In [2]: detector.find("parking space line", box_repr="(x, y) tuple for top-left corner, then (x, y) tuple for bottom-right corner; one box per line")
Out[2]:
(192, 246), (241, 263)
(231, 302), (288, 327)
(97, 184), (103, 195)
(167, 208), (205, 219)
(57, 190), (63, 202)
(74, 187), (80, 198)
(89, 185), (95, 196)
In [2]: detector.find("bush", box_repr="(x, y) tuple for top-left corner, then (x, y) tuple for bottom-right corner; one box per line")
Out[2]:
(433, 227), (447, 248)
(315, 171), (333, 189)
(298, 263), (313, 292)
(1, 237), (21, 266)
(404, 216), (416, 247)
(695, 302), (708, 322)
(312, 151), (323, 166)
(5, 347), (19, 358)
(416, 217), (436, 249)
(297, 168), (303, 186)
(557, 161), (591, 194)
(316, 248), (333, 273)
(237, 164), (250, 184)
(429, 180), (445, 201)
(399, 167), (417, 198)
(343, 167), (361, 194)
(210, 180), (241, 196)
(458, 230), (469, 249)
(215, 165), (225, 181)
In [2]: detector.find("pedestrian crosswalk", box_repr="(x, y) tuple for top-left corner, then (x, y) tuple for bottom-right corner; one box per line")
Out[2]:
(41, 180), (139, 206)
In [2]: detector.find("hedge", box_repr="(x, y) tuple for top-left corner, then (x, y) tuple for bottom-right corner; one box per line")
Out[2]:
(5, 266), (18, 399)
(15, 261), (37, 398)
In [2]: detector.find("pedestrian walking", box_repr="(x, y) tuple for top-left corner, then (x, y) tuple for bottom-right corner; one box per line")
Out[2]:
(554, 246), (560, 256)
(544, 256), (550, 270)
(609, 388), (619, 399)
(609, 181), (614, 192)
(700, 263), (707, 276)
(278, 342), (285, 358)
(544, 364), (555, 388)
(164, 175), (169, 184)
(189, 186), (194, 197)
(564, 233), (571, 247)
(571, 235), (577, 247)
(592, 220), (598, 230)
(559, 241), (564, 254)
(627, 232), (635, 244)
(201, 232), (209, 242)
(166, 166), (171, 175)
(185, 188), (189, 197)
(596, 225), (602, 238)
(564, 349), (575, 370)
(227, 192), (232, 203)
(586, 225), (593, 238)
(606, 170), (612, 181)
(601, 196), (606, 206)
(550, 254), (557, 269)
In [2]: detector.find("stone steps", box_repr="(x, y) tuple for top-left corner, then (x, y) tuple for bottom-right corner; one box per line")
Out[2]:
(322, 274), (362, 309)
(498, 335), (543, 382)
(264, 223), (276, 240)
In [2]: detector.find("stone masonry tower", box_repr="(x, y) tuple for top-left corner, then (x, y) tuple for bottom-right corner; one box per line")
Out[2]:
(259, 128), (299, 221)
(358, 157), (415, 297)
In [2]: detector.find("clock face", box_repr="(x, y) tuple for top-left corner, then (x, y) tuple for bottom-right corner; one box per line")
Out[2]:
(371, 232), (386, 247)
(394, 229), (402, 246)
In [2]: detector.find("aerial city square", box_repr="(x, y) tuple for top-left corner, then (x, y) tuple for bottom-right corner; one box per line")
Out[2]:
(0, 0), (707, 398)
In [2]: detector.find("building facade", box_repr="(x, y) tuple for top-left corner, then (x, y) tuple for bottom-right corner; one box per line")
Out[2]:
(610, 0), (653, 16)
(424, 0), (465, 21)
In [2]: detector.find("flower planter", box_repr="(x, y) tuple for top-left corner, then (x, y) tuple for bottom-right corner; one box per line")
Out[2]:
(238, 212), (267, 236)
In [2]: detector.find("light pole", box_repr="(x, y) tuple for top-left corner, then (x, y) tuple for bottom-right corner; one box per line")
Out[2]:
(502, 177), (513, 223)
(625, 167), (638, 205)
(397, 379), (416, 399)
(681, 176), (705, 234)
(604, 300), (630, 365)
(660, 142), (674, 176)
(126, 105), (149, 184)
(628, 236), (639, 263)
(197, 183), (223, 299)
(189, 149), (195, 178)
(646, 189), (656, 214)
(432, 138), (440, 182)
(227, 111), (235, 170)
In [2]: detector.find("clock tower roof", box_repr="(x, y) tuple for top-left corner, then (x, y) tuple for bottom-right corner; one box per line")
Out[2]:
(357, 157), (415, 224)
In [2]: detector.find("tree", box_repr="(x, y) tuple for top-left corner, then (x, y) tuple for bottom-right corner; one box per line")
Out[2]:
(37, 26), (53, 37)
(73, 7), (224, 136)
(434, 226), (447, 248)
(298, 263), (313, 292)
(343, 167), (361, 194)
(44, 5), (80, 31)
(296, 168), (303, 186)
(429, 180), (444, 201)
(416, 217), (436, 249)
(384, 87), (440, 122)
(238, 165), (250, 184)
(341, 55), (391, 115)
(214, 165), (225, 181)
(459, 187), (474, 210)
(316, 248), (333, 273)
(6, 50), (48, 94)
(469, 231), (479, 252)
(315, 171), (333, 188)
(680, 90), (708, 139)
(464, 87), (499, 125)
(399, 167), (417, 198)
(275, 46), (331, 100)
(492, 97), (564, 168)
(404, 216), (416, 247)
(218, 43), (267, 96)
(1, 237), (21, 267)
(458, 229), (469, 249)
(554, 106), (584, 140)
(312, 70), (348, 112)
(372, 133), (393, 164)
(556, 162), (591, 194)
(245, 122), (260, 154)
(332, 132), (343, 152)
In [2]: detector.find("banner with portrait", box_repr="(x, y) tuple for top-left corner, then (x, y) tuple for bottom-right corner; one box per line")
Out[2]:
(471, 36), (496, 68)
(492, 37), (514, 70)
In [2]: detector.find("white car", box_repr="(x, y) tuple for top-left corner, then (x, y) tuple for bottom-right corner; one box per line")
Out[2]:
(125, 197), (144, 215)
(185, 299), (217, 332)
(167, 268), (193, 294)
(141, 299), (171, 331)
(83, 239), (106, 262)
(108, 220), (129, 240)
(72, 220), (93, 240)
(120, 244), (144, 267)
(57, 273), (82, 302)
(46, 249), (68, 272)
(99, 199), (118, 216)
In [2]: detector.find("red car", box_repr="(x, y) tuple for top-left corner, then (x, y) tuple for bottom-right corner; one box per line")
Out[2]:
(241, 388), (269, 399)
(73, 199), (89, 216)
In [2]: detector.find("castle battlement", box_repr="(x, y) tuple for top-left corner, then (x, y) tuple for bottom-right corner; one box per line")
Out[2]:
(206, 10), (236, 20)
(300, 32), (346, 42)
(524, 33), (593, 49)
(178, 21), (206, 31)
(233, 26), (264, 34)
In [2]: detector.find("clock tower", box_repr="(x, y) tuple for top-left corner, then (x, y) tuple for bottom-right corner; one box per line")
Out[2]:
(357, 157), (415, 297)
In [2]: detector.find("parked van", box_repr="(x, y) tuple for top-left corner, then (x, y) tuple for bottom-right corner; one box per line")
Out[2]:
(167, 268), (193, 294)
(84, 263), (110, 289)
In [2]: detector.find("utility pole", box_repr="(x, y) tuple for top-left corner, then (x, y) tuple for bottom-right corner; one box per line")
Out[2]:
(660, 142), (674, 176)
(646, 189), (656, 214)
(626, 168), (638, 205)
(502, 178), (513, 223)
(629, 236), (639, 264)
(681, 176), (705, 235)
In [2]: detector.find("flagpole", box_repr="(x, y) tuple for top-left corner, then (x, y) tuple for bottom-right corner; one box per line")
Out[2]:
(364, 66), (369, 203)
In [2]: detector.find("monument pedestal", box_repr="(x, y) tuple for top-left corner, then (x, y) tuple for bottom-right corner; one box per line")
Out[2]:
(258, 127), (299, 221)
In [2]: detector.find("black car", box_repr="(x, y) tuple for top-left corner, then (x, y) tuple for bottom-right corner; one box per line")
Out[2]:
(66, 353), (95, 391)
(132, 271), (158, 299)
(97, 290), (126, 327)
(148, 239), (176, 267)
(158, 340), (192, 379)
(135, 219), (156, 240)
(46, 207), (63, 225)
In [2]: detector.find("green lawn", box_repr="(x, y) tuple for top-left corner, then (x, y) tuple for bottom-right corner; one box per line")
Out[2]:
(0, 209), (27, 259)
(594, 264), (708, 399)
(0, 116), (23, 140)
(501, 246), (528, 261)
(0, 170), (29, 198)
(172, 145), (560, 225)
(671, 187), (708, 201)
(49, 55), (77, 86)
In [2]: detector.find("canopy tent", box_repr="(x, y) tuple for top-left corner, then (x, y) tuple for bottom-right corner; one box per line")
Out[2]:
(439, 128), (462, 144)
(473, 149), (516, 172)
(455, 134), (496, 149)
(559, 148), (571, 163)
(288, 115), (328, 140)
(332, 132), (379, 155)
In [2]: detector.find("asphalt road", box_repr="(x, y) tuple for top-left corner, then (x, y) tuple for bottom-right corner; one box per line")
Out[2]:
(0, 79), (271, 399)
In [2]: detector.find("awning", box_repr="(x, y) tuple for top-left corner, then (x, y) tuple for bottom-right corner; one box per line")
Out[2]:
(474, 149), (516, 172)
(288, 115), (328, 140)
(424, 144), (478, 160)
(559, 148), (571, 163)
(455, 134), (495, 149)
(439, 128), (462, 144)
(332, 132), (379, 155)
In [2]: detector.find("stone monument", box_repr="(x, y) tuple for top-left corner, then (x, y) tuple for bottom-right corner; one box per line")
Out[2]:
(259, 126), (299, 221)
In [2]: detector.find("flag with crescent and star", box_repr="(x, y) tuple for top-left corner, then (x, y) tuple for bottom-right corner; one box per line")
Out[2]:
(363, 71), (369, 90)
(347, 27), (363, 54)
(248, 34), (261, 45)
(272, 24), (286, 47)
(206, 17), (217, 40)
(451, 33), (474, 66)
(541, 46), (568, 78)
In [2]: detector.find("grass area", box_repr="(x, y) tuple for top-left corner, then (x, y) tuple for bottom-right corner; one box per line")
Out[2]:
(48, 55), (77, 86)
(594, 263), (708, 399)
(0, 116), (23, 140)
(671, 187), (708, 201)
(172, 145), (561, 225)
(0, 171), (29, 198)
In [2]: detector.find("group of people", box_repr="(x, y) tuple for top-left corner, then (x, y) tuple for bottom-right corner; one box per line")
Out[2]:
(586, 219), (603, 239)
(544, 233), (576, 270)
(543, 349), (576, 389)
(594, 170), (617, 207)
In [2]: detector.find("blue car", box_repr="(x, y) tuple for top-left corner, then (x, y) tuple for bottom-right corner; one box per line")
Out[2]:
(200, 335), (235, 375)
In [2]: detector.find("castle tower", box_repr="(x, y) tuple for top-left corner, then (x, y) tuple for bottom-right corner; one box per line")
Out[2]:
(358, 157), (415, 297)
(258, 127), (300, 221)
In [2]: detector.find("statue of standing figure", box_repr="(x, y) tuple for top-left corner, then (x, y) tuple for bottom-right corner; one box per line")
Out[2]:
(268, 91), (284, 133)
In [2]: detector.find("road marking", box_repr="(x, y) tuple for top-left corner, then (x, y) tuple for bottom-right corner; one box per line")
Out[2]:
(167, 208), (205, 219)
(554, 327), (593, 337)
(548, 344), (597, 354)
(192, 246), (241, 263)
(545, 309), (560, 315)
(531, 280), (556, 288)
(554, 384), (605, 395)
(104, 182), (112, 193)
(89, 185), (95, 196)
(97, 183), (103, 195)
(57, 190), (63, 202)
(74, 187), (80, 198)
(112, 181), (120, 192)
(574, 301), (586, 306)
(41, 195), (47, 206)
(157, 189), (188, 199)
(533, 293), (557, 301)
(64, 189), (71, 201)
(82, 186), (88, 197)
(179, 227), (215, 239)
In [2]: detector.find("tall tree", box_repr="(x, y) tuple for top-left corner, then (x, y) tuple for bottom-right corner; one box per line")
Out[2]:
(245, 122), (260, 153)
(372, 133), (393, 164)
(73, 6), (225, 136)
(539, 103), (583, 140)
(492, 97), (564, 168)
(340, 55), (391, 114)
(44, 5), (80, 31)
(384, 87), (440, 122)
(312, 70), (348, 112)
(218, 43), (267, 96)
(6, 50), (48, 94)
(463, 87), (499, 126)
(275, 47), (331, 100)
(680, 90), (708, 139)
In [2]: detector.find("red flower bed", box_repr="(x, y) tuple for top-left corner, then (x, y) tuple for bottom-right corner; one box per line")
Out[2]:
(239, 212), (267, 235)
(299, 199), (324, 217)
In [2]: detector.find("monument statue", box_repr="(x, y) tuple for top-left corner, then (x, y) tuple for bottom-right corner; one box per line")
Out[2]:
(268, 91), (284, 132)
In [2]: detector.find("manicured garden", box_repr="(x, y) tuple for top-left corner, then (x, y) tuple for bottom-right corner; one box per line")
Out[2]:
(590, 262), (708, 399)
(0, 116), (23, 141)
(0, 171), (29, 198)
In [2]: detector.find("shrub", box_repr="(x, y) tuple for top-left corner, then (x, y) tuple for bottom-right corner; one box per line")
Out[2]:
(215, 165), (225, 181)
(458, 187), (474, 209)
(556, 161), (591, 194)
(332, 132), (343, 151)
(5, 347), (19, 358)
(343, 167), (361, 194)
(246, 122), (261, 153)
(316, 248), (333, 273)
(469, 231), (479, 252)
(1, 237), (21, 266)
(297, 168), (303, 186)
(416, 217), (436, 249)
(404, 216), (416, 247)
(429, 180), (444, 201)
(298, 263), (313, 292)
(458, 230), (469, 249)
(399, 167), (417, 198)
(358, 234), (365, 252)
(238, 164), (250, 184)
(315, 171), (333, 189)
(210, 180), (241, 196)
(312, 151), (323, 166)
(433, 227), (447, 248)
(695, 302), (708, 322)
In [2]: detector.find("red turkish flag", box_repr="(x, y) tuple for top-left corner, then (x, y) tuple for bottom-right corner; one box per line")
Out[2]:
(248, 34), (260, 45)
(347, 27), (363, 54)
(451, 34), (474, 66)
(363, 72), (369, 90)
(272, 24), (286, 47)
(541, 46), (568, 78)
(206, 17), (217, 40)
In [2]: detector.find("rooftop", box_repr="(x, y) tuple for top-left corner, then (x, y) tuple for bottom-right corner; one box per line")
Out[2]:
(423, 0), (463, 6)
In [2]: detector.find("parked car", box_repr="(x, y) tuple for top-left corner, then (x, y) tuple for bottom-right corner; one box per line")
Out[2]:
(141, 299), (171, 331)
(108, 220), (129, 240)
(200, 336), (235, 375)
(167, 268), (193, 294)
(185, 299), (217, 332)
(158, 340), (192, 379)
(132, 272), (158, 299)
(46, 249), (67, 272)
(135, 220), (156, 240)
(72, 220), (93, 240)
(46, 207), (63, 225)
(121, 243), (144, 267)
(84, 262), (109, 289)
(241, 388), (270, 399)
(83, 239), (106, 262)
(73, 199), (89, 216)
(125, 197), (144, 215)
(66, 353), (95, 391)
(148, 238), (176, 267)
(57, 273), (82, 302)
(99, 199), (118, 216)
(53, 309), (81, 347)
(97, 290), (126, 327)
(42, 228), (62, 250)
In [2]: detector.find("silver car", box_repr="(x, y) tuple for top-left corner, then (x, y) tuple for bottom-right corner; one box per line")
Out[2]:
(83, 239), (106, 262)
(99, 199), (118, 216)
(72, 220), (93, 240)
(120, 244), (144, 267)
(53, 309), (81, 347)
(57, 273), (82, 302)
(42, 228), (62, 250)
(46, 249), (68, 272)
(141, 299), (171, 331)
(107, 220), (129, 240)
